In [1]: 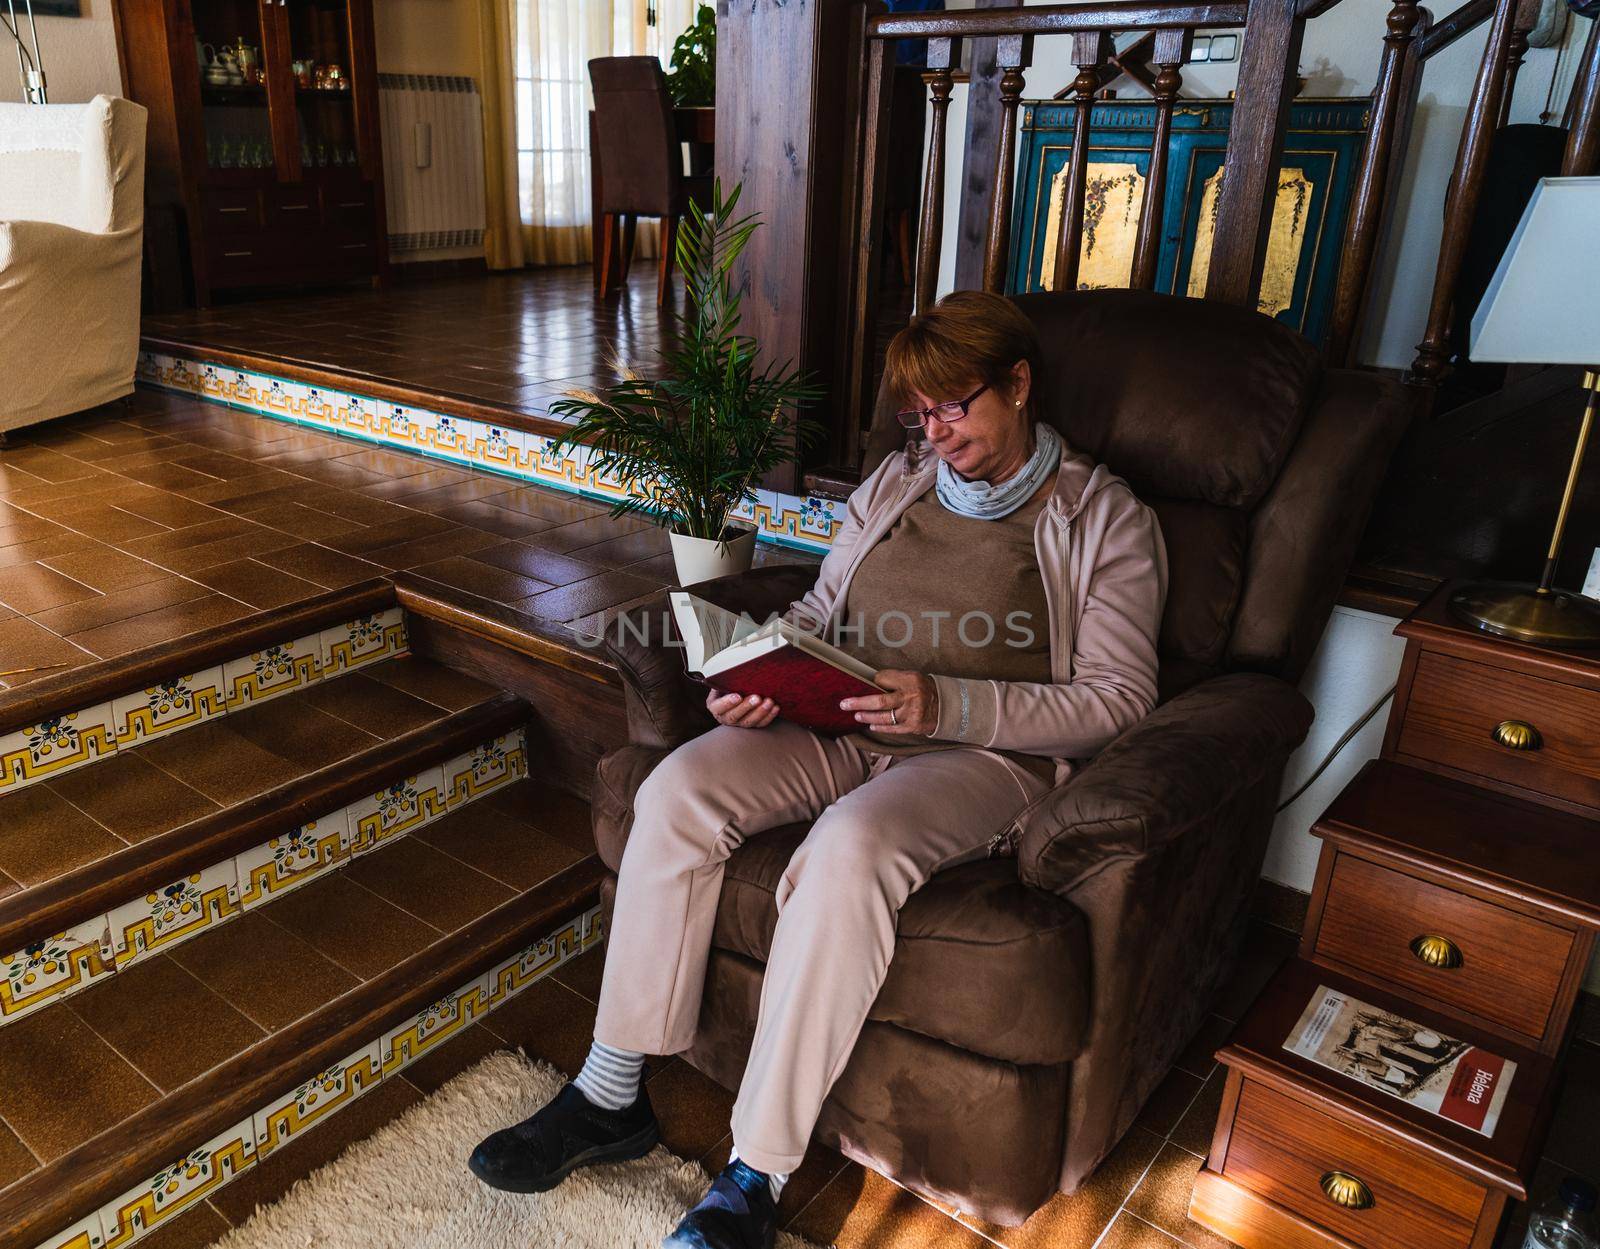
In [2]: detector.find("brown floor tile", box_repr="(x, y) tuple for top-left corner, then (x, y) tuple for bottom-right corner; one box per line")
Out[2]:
(487, 488), (613, 525)
(645, 1060), (737, 1163)
(0, 529), (98, 571)
(396, 477), (531, 513)
(68, 593), (255, 658)
(480, 975), (599, 1078)
(470, 541), (608, 587)
(264, 872), (440, 979)
(790, 1163), (998, 1249)
(185, 557), (325, 608)
(318, 512), (459, 557)
(141, 526), (303, 576)
(1213, 922), (1296, 1023)
(29, 575), (213, 637)
(110, 492), (229, 530)
(1169, 1069), (1226, 1158)
(0, 784), (127, 885)
(518, 568), (661, 624)
(38, 543), (170, 594)
(363, 525), (502, 570)
(484, 782), (597, 856)
(1096, 1212), (1185, 1249)
(117, 516), (258, 561)
(1174, 1015), (1234, 1081)
(526, 513), (654, 555)
(966, 1126), (1165, 1248)
(69, 956), (265, 1092)
(170, 910), (359, 1031)
(0, 1006), (159, 1162)
(551, 945), (606, 1003)
(47, 750), (219, 844)
(434, 499), (558, 540)
(224, 697), (378, 768)
(1124, 1144), (1233, 1249)
(1134, 1067), (1207, 1139)
(252, 541), (387, 589)
(414, 801), (582, 891)
(569, 526), (674, 569)
(364, 654), (498, 711)
(125, 1199), (233, 1249)
(303, 668), (450, 734)
(0, 1119), (39, 1188)
(341, 835), (516, 931)
(231, 499), (357, 540)
(0, 561), (99, 614)
(136, 718), (305, 803)
(206, 1076), (426, 1224)
(409, 554), (553, 602)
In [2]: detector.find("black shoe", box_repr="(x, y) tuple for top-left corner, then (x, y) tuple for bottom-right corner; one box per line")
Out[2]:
(663, 1160), (778, 1249)
(468, 1081), (660, 1194)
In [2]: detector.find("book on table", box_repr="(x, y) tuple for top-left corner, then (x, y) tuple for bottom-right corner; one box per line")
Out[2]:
(669, 591), (883, 734)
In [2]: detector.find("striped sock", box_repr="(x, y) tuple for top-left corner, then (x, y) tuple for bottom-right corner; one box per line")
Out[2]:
(572, 1041), (646, 1111)
(728, 1146), (790, 1202)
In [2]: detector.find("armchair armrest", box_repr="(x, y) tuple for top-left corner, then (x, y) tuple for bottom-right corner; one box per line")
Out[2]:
(602, 564), (820, 749)
(1016, 673), (1313, 896)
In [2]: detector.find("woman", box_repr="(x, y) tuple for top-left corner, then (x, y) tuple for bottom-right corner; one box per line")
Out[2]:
(469, 291), (1168, 1249)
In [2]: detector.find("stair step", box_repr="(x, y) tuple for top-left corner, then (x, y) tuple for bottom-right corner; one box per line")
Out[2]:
(0, 784), (604, 1249)
(0, 659), (529, 1030)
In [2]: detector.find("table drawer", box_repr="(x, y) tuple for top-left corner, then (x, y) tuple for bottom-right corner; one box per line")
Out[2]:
(199, 186), (262, 234)
(323, 186), (374, 230)
(1223, 1079), (1486, 1249)
(1396, 651), (1600, 809)
(1314, 853), (1573, 1042)
(266, 185), (319, 229)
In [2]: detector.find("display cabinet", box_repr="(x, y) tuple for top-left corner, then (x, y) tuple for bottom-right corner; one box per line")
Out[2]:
(119, 0), (388, 305)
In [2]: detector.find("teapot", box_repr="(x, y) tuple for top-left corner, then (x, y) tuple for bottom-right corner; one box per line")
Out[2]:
(233, 39), (260, 85)
(206, 46), (243, 86)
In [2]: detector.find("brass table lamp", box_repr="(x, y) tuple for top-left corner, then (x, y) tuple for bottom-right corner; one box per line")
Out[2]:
(1449, 177), (1600, 648)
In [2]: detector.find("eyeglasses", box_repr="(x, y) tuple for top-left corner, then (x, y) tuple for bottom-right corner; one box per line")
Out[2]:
(894, 383), (990, 429)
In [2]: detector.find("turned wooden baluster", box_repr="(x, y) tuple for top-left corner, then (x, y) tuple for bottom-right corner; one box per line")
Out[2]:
(1130, 28), (1191, 292)
(915, 38), (961, 315)
(1410, 0), (1518, 385)
(982, 33), (1033, 294)
(1050, 31), (1113, 294)
(1562, 16), (1600, 176)
(1498, 0), (1541, 128)
(1325, 0), (1422, 367)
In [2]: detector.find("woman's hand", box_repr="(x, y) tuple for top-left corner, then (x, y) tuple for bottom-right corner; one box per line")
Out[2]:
(840, 670), (939, 736)
(707, 689), (780, 729)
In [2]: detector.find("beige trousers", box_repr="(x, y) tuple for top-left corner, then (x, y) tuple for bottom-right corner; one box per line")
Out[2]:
(593, 721), (1051, 1175)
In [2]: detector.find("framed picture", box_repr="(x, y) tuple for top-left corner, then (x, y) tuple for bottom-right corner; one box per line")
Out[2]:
(26, 0), (83, 14)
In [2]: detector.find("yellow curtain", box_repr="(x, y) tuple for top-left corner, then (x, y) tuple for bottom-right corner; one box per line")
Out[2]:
(477, 0), (526, 270)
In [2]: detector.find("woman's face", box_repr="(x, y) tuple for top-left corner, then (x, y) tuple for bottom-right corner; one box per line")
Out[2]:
(913, 360), (1034, 483)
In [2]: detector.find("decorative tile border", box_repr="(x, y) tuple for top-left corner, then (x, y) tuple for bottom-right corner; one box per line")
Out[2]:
(32, 903), (602, 1249)
(137, 352), (848, 555)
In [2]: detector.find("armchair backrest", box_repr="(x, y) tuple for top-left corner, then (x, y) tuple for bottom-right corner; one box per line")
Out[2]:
(863, 289), (1411, 696)
(587, 57), (680, 218)
(0, 94), (146, 235)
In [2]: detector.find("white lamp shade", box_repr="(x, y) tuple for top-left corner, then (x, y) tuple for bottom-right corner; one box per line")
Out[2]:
(1470, 176), (1600, 366)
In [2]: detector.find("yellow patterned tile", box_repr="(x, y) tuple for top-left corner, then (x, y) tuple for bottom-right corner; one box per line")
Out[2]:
(484, 904), (599, 1011)
(107, 862), (240, 971)
(222, 635), (323, 711)
(98, 1120), (256, 1248)
(0, 703), (117, 795)
(443, 729), (528, 809)
(32, 1212), (107, 1249)
(252, 1040), (382, 1161)
(319, 607), (407, 676)
(470, 424), (526, 473)
(380, 974), (488, 1077)
(234, 812), (351, 910)
(111, 668), (228, 749)
(345, 766), (448, 857)
(0, 919), (115, 1025)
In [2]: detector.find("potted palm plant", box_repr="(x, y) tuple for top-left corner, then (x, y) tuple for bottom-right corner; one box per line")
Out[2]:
(551, 182), (821, 586)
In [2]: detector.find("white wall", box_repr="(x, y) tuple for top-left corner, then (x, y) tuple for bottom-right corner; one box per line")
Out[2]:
(0, 0), (122, 104)
(932, 3), (1594, 369)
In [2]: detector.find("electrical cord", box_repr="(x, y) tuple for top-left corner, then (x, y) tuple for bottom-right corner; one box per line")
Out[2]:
(1275, 684), (1396, 812)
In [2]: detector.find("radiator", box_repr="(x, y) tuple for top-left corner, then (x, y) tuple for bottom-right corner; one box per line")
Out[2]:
(377, 73), (487, 254)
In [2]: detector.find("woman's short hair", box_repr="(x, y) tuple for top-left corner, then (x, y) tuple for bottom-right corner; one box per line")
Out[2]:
(882, 290), (1042, 407)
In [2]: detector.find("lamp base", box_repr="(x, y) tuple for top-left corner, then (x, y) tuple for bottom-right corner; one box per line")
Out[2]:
(1447, 582), (1600, 648)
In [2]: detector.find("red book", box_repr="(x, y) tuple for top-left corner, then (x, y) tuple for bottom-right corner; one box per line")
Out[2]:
(670, 591), (882, 735)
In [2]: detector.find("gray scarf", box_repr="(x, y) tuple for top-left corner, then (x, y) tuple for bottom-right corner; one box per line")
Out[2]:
(935, 422), (1061, 520)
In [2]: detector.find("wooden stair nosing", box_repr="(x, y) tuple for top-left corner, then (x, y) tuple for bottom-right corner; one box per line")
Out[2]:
(0, 692), (530, 955)
(0, 579), (396, 737)
(0, 855), (608, 1249)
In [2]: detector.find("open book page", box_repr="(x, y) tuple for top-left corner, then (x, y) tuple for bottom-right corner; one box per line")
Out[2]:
(669, 592), (879, 685)
(669, 592), (766, 672)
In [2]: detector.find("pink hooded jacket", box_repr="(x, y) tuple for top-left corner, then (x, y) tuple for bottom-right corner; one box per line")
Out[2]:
(786, 437), (1169, 783)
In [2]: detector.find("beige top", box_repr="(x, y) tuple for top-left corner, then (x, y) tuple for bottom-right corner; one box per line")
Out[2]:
(838, 481), (1055, 778)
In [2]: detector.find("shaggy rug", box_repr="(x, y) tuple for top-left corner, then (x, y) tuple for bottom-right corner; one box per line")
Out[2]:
(214, 1051), (827, 1249)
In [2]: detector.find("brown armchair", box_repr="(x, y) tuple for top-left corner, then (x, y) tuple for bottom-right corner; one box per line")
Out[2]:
(589, 289), (1411, 1224)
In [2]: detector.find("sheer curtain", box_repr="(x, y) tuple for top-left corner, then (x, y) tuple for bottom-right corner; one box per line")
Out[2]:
(511, 0), (700, 265)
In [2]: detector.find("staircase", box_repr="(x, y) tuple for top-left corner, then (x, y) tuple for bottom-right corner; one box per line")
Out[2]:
(0, 581), (610, 1249)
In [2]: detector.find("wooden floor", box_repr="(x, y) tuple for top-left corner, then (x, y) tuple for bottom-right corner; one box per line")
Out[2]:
(0, 388), (815, 690)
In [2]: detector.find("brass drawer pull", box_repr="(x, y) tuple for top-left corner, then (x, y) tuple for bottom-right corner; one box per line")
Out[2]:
(1409, 933), (1464, 969)
(1491, 719), (1541, 751)
(1320, 1171), (1374, 1211)
(217, 205), (248, 214)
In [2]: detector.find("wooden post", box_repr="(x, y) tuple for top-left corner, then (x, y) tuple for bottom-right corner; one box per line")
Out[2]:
(1562, 16), (1600, 176)
(844, 28), (896, 466)
(1050, 31), (1113, 294)
(1409, 0), (1518, 385)
(915, 38), (960, 315)
(1204, 0), (1305, 308)
(982, 33), (1032, 294)
(1131, 28), (1191, 291)
(1324, 0), (1421, 366)
(1498, 0), (1541, 128)
(954, 0), (1015, 291)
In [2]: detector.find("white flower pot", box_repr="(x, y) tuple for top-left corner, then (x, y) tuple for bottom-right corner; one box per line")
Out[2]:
(670, 524), (758, 586)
